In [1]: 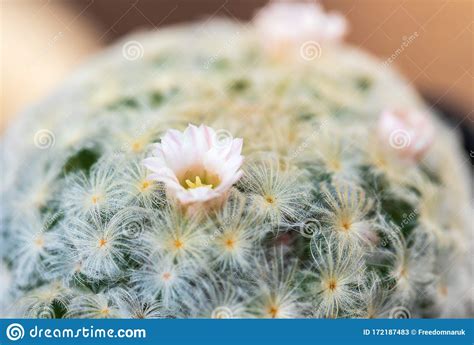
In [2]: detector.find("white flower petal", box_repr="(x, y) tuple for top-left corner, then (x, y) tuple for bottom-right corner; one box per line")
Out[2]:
(254, 1), (347, 57)
(143, 124), (244, 205)
(377, 109), (435, 161)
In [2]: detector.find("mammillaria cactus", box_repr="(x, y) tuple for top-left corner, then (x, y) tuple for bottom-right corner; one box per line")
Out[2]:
(1, 2), (472, 319)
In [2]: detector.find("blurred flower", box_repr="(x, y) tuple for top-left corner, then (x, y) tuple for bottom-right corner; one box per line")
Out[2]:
(254, 1), (347, 58)
(143, 124), (243, 205)
(377, 109), (435, 161)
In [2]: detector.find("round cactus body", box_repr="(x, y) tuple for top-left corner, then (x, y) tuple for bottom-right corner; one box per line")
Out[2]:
(0, 19), (472, 319)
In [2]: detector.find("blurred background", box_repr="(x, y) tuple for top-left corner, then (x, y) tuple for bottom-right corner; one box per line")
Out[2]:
(1, 0), (473, 154)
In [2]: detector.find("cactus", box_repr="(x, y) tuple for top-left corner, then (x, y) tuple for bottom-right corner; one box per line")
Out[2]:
(0, 19), (472, 319)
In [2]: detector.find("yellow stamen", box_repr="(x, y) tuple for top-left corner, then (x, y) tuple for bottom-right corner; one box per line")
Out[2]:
(91, 194), (101, 205)
(98, 238), (107, 247)
(265, 195), (275, 204)
(269, 306), (279, 318)
(224, 237), (236, 250)
(34, 237), (44, 247)
(139, 180), (151, 191)
(173, 239), (184, 249)
(131, 141), (143, 152)
(100, 308), (110, 316)
(341, 221), (351, 231)
(327, 278), (337, 292)
(185, 176), (213, 189)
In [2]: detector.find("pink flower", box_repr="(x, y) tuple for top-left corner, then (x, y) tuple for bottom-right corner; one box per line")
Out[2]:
(253, 1), (347, 57)
(143, 124), (244, 205)
(377, 109), (435, 161)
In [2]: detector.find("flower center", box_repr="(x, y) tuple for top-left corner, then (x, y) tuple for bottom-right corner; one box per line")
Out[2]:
(91, 194), (101, 205)
(131, 141), (143, 152)
(162, 272), (172, 281)
(173, 239), (184, 249)
(139, 180), (152, 192)
(34, 236), (45, 248)
(98, 238), (108, 248)
(265, 195), (276, 204)
(224, 236), (236, 250)
(179, 167), (220, 190)
(327, 278), (338, 292)
(341, 221), (351, 232)
(268, 306), (279, 318)
(185, 176), (213, 189)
